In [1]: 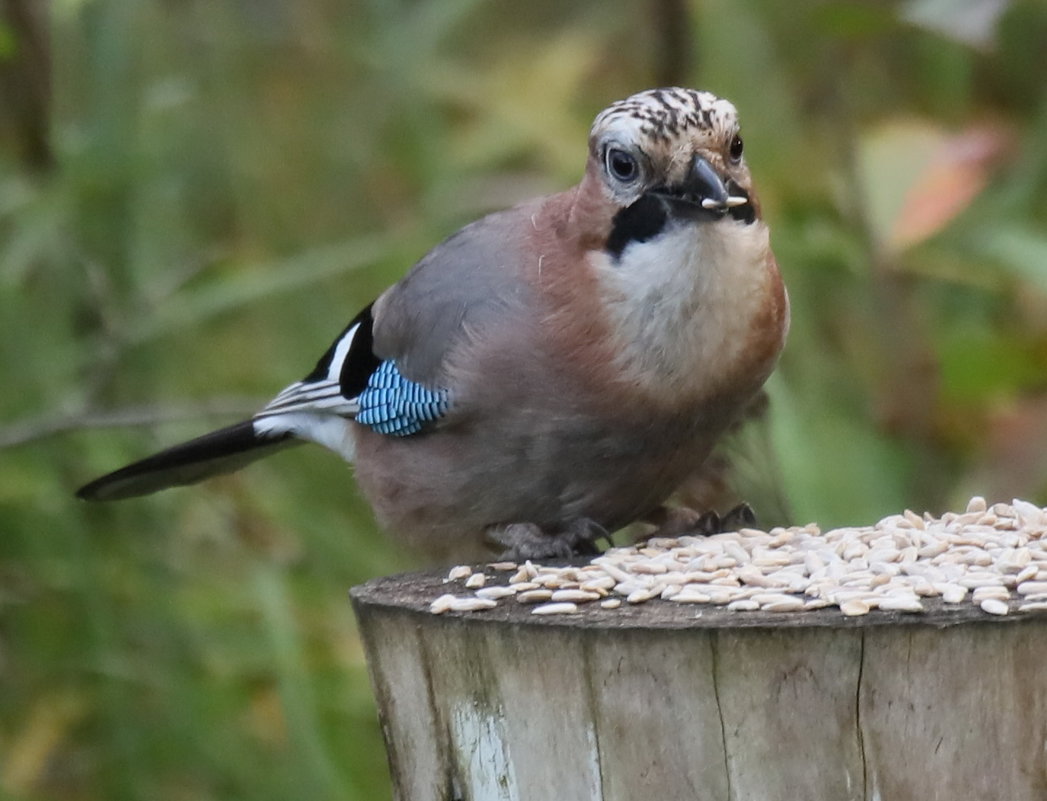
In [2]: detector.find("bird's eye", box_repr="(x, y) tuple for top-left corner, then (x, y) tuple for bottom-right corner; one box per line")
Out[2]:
(606, 148), (639, 183)
(729, 134), (744, 163)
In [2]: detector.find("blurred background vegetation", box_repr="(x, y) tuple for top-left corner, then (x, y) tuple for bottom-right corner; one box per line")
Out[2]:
(2, 0), (1046, 798)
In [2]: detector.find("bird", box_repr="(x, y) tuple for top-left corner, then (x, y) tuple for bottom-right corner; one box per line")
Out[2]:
(77, 87), (789, 563)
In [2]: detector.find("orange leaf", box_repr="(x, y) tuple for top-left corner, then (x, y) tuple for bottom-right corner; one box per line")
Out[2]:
(890, 122), (1013, 251)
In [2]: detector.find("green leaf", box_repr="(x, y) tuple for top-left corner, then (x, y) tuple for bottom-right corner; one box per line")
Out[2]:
(0, 21), (17, 60)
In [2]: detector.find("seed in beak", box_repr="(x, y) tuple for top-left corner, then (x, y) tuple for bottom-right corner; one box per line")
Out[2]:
(700, 195), (748, 210)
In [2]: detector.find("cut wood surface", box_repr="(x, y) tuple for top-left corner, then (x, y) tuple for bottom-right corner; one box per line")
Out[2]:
(351, 569), (1047, 801)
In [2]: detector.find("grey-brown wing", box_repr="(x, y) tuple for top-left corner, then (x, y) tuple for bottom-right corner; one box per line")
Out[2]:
(371, 202), (541, 385)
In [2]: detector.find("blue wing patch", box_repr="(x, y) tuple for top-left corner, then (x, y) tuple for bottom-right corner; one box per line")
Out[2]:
(355, 360), (450, 436)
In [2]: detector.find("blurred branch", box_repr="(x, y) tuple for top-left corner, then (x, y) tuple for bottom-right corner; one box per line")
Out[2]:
(0, 398), (261, 449)
(0, 0), (52, 170)
(825, 49), (946, 503)
(651, 0), (693, 86)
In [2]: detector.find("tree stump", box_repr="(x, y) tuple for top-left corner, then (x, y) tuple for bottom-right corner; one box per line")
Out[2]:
(351, 569), (1047, 801)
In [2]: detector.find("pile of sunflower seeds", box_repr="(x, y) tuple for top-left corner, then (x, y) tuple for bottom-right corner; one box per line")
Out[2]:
(429, 497), (1047, 618)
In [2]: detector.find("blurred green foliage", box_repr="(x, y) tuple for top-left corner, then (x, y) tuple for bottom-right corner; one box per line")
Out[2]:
(2, 0), (1046, 799)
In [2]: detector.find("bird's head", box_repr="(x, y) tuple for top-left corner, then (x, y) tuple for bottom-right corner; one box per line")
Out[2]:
(546, 88), (785, 404)
(578, 88), (759, 258)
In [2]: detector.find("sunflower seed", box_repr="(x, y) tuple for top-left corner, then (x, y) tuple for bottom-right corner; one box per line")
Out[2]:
(429, 594), (457, 614)
(877, 597), (924, 613)
(476, 586), (518, 600)
(972, 585), (1010, 603)
(430, 497), (1047, 619)
(448, 597), (497, 612)
(550, 589), (601, 603)
(532, 602), (578, 615)
(516, 589), (553, 604)
(840, 599), (871, 616)
(446, 565), (472, 582)
(980, 598), (1009, 616)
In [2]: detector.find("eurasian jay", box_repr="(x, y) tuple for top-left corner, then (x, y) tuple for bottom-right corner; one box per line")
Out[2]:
(77, 87), (789, 561)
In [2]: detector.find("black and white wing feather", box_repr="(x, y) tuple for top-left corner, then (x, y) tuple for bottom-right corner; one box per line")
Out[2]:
(76, 303), (450, 501)
(249, 304), (379, 459)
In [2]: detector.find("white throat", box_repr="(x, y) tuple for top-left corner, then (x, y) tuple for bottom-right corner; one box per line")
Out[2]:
(590, 218), (774, 398)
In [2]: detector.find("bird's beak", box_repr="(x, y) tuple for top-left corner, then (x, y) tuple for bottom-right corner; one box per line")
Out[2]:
(651, 154), (749, 221)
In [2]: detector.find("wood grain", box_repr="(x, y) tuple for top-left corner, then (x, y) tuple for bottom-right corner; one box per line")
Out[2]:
(352, 569), (1047, 800)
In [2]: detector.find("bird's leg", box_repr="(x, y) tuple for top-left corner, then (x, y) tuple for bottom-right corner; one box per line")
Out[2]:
(565, 518), (612, 555)
(486, 518), (609, 561)
(639, 502), (757, 541)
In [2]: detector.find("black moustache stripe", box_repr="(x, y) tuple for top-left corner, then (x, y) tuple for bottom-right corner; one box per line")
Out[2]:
(605, 195), (670, 260)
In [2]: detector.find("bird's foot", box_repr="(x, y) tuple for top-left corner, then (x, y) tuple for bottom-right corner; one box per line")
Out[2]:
(486, 518), (610, 561)
(717, 501), (757, 532)
(641, 502), (757, 540)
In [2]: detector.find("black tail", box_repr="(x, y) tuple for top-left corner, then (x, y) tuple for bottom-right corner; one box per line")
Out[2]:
(76, 421), (298, 501)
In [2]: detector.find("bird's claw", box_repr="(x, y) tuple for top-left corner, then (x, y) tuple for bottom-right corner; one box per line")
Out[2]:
(640, 502), (757, 541)
(486, 518), (609, 561)
(689, 502), (757, 535)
